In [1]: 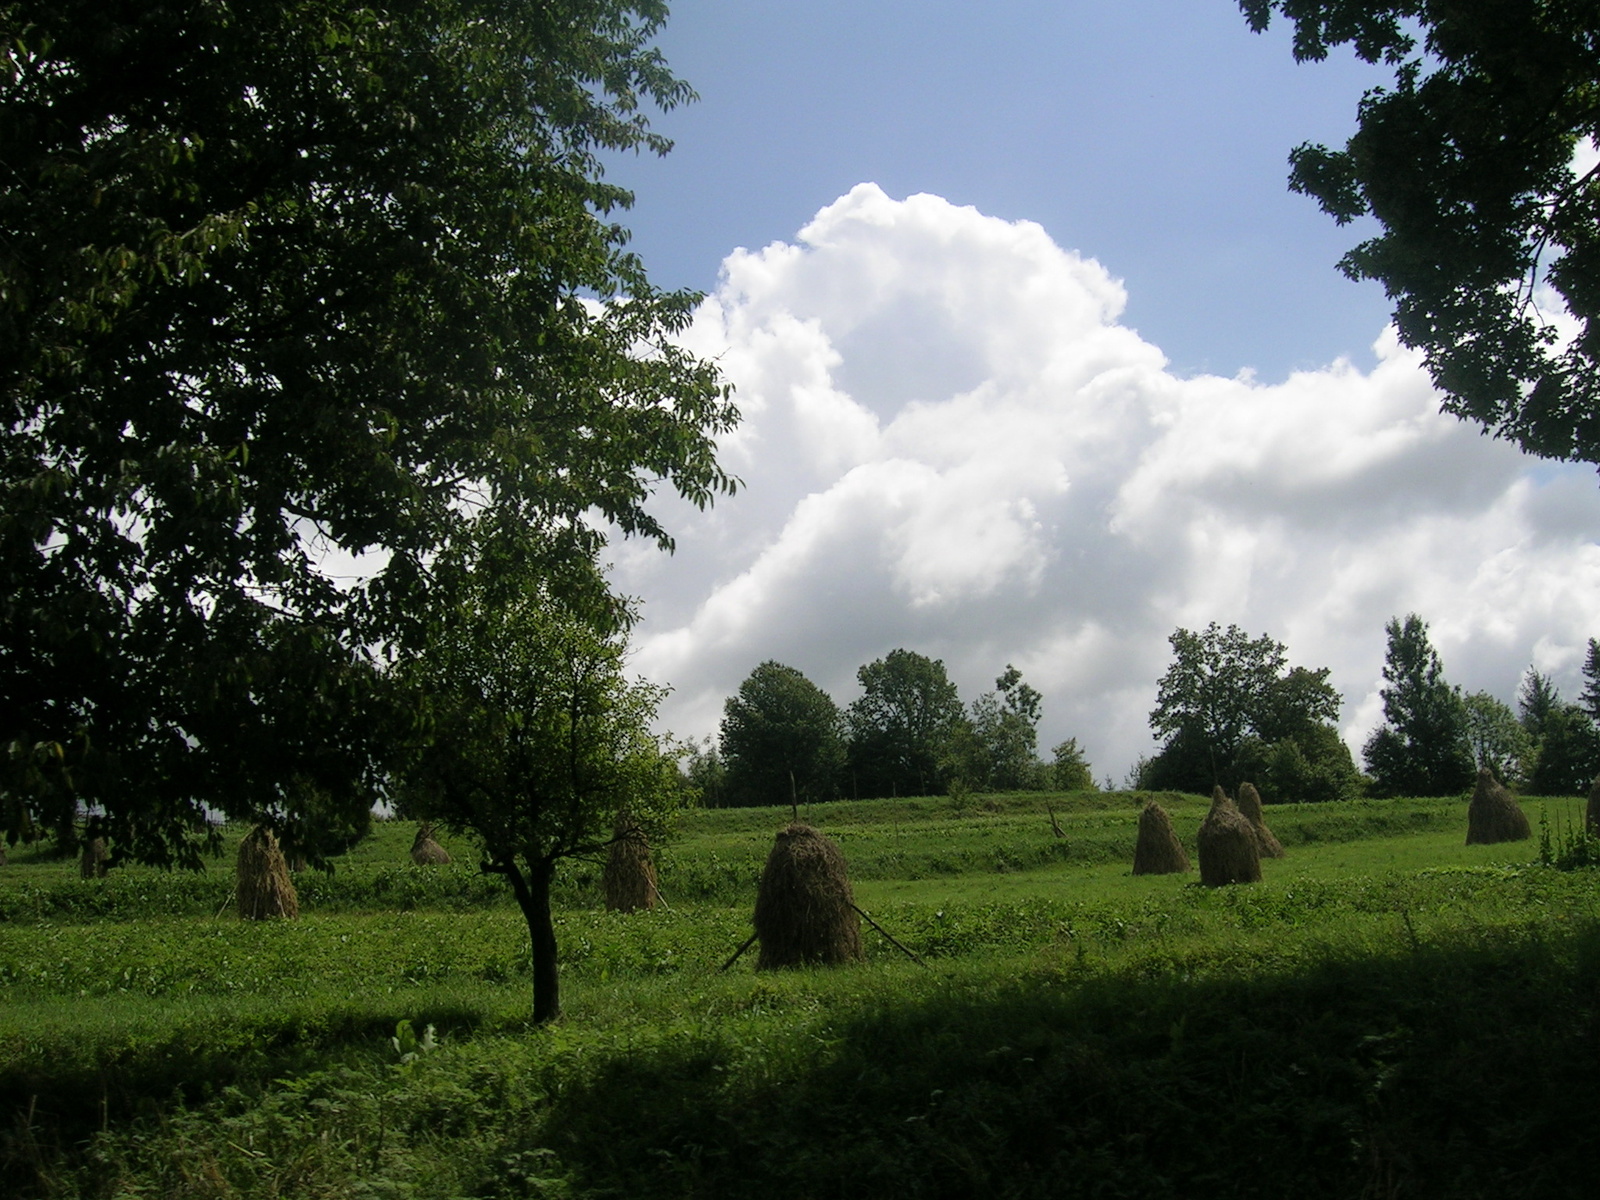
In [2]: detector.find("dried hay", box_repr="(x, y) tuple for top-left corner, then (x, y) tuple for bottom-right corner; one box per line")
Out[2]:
(753, 823), (862, 969)
(1236, 782), (1285, 858)
(410, 823), (451, 866)
(1465, 768), (1530, 845)
(603, 811), (659, 913)
(1131, 800), (1190, 875)
(1588, 775), (1600, 836)
(237, 825), (300, 919)
(79, 836), (108, 879)
(1197, 786), (1261, 887)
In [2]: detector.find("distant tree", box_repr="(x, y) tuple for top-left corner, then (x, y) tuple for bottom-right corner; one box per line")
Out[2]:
(1519, 668), (1562, 741)
(1525, 702), (1600, 797)
(1581, 639), (1600, 722)
(969, 665), (1046, 791)
(846, 650), (967, 798)
(1462, 691), (1532, 785)
(1363, 615), (1475, 796)
(1050, 739), (1097, 792)
(720, 663), (845, 809)
(678, 737), (728, 809)
(1146, 624), (1348, 796)
(1242, 1), (1600, 467)
(1150, 623), (1288, 789)
(397, 588), (677, 1024)
(1246, 723), (1362, 805)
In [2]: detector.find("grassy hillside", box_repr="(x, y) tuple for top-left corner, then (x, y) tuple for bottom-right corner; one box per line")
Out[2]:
(2, 788), (1596, 1197)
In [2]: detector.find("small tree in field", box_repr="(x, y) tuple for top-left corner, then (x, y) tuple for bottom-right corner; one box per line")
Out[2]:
(398, 587), (676, 1024)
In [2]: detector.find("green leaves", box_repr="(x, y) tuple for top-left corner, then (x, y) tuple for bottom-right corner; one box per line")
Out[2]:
(1, 1), (734, 864)
(1246, 0), (1600, 466)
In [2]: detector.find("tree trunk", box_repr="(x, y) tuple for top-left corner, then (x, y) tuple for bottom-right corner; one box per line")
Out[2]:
(505, 855), (561, 1023)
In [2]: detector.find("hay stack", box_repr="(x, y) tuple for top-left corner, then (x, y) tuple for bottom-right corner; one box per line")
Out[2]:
(1587, 774), (1600, 836)
(603, 811), (658, 912)
(79, 836), (108, 879)
(1236, 782), (1285, 858)
(1131, 800), (1190, 875)
(1465, 768), (1530, 845)
(753, 823), (862, 969)
(1197, 787), (1261, 887)
(410, 823), (451, 866)
(237, 825), (299, 919)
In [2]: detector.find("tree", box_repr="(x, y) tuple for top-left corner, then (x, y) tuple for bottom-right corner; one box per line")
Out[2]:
(397, 588), (676, 1024)
(719, 662), (845, 809)
(1241, 2), (1600, 465)
(846, 649), (967, 798)
(0, 1), (735, 865)
(1150, 624), (1289, 785)
(1148, 625), (1353, 799)
(1518, 668), (1562, 740)
(1362, 614), (1475, 796)
(1581, 639), (1600, 722)
(968, 665), (1046, 791)
(1462, 690), (1532, 784)
(1248, 722), (1362, 805)
(1525, 701), (1600, 796)
(678, 737), (728, 809)
(1050, 738), (1097, 792)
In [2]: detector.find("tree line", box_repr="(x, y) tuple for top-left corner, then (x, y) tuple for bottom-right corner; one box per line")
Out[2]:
(684, 652), (1096, 808)
(1135, 616), (1600, 802)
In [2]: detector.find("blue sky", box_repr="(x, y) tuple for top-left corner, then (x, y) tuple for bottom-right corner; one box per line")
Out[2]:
(608, 0), (1394, 380)
(596, 2), (1600, 779)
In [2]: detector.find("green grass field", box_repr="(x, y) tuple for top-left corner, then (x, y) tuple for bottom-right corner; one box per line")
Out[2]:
(2, 789), (1598, 1198)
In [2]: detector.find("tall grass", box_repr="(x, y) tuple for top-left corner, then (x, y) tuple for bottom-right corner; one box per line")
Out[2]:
(2, 789), (1594, 1198)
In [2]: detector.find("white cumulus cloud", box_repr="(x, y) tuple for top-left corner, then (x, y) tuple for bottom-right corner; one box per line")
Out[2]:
(613, 183), (1600, 783)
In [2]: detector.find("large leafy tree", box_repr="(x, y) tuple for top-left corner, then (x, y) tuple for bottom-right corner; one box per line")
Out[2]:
(968, 665), (1045, 791)
(1150, 624), (1290, 785)
(846, 649), (967, 799)
(1462, 690), (1532, 783)
(1146, 624), (1350, 798)
(719, 662), (845, 809)
(396, 585), (676, 1024)
(1241, 1), (1600, 465)
(1363, 614), (1475, 796)
(0, 1), (734, 865)
(1525, 701), (1600, 795)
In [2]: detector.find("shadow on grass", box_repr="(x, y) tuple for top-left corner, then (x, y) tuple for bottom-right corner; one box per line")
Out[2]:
(542, 927), (1600, 1199)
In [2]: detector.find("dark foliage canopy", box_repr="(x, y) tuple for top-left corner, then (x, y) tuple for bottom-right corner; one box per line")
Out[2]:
(719, 661), (845, 808)
(1525, 700), (1600, 795)
(846, 649), (966, 799)
(1363, 613), (1475, 796)
(0, 0), (734, 865)
(1242, 1), (1600, 466)
(1145, 623), (1349, 797)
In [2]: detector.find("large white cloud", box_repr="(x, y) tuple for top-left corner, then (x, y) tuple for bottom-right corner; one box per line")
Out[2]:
(611, 183), (1600, 782)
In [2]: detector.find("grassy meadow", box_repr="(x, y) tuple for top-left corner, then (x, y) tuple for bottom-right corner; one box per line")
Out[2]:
(2, 789), (1598, 1198)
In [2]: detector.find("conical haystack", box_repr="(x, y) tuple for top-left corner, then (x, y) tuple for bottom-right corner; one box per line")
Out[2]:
(79, 836), (108, 879)
(1197, 787), (1261, 887)
(1587, 774), (1600, 836)
(1236, 782), (1285, 858)
(410, 823), (451, 866)
(237, 825), (300, 919)
(753, 823), (862, 969)
(603, 811), (658, 912)
(1131, 800), (1190, 875)
(1465, 768), (1530, 845)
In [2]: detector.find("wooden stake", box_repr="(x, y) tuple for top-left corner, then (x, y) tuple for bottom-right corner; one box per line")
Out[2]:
(719, 931), (759, 972)
(852, 904), (928, 969)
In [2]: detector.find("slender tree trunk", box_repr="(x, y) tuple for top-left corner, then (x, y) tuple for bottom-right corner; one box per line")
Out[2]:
(504, 855), (562, 1023)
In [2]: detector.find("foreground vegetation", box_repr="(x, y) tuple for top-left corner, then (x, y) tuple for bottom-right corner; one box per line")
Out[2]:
(3, 789), (1598, 1197)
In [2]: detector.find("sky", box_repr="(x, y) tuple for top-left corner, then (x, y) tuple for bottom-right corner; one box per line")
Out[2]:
(598, 0), (1600, 782)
